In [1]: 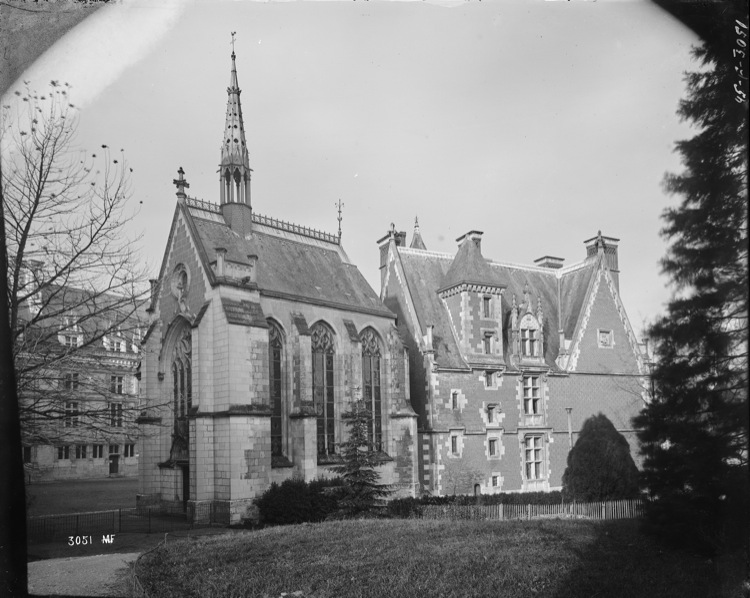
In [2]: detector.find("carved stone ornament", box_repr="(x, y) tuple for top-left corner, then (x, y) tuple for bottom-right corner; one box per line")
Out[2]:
(170, 264), (190, 313)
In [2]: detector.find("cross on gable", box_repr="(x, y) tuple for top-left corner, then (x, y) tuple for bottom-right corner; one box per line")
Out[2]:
(173, 167), (190, 198)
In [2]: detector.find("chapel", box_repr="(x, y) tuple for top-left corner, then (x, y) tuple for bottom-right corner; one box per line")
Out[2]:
(137, 50), (418, 522)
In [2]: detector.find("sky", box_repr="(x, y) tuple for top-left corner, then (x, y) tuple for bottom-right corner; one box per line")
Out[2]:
(2, 0), (702, 339)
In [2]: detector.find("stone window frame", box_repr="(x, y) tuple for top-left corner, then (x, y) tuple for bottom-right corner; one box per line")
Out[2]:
(110, 402), (123, 427)
(482, 295), (492, 318)
(491, 475), (500, 488)
(360, 327), (384, 452)
(451, 390), (459, 410)
(523, 434), (546, 481)
(311, 320), (337, 458)
(597, 328), (614, 349)
(519, 313), (541, 358)
(75, 444), (87, 459)
(92, 444), (104, 459)
(484, 370), (495, 389)
(56, 445), (70, 460)
(124, 444), (135, 458)
(522, 375), (542, 416)
(109, 444), (120, 455)
(64, 401), (79, 428)
(268, 319), (286, 460)
(488, 437), (498, 457)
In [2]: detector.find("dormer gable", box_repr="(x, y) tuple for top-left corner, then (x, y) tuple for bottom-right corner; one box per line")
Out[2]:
(509, 284), (547, 369)
(438, 231), (506, 369)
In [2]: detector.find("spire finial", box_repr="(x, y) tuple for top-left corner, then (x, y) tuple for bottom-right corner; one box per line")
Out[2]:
(231, 31), (236, 57)
(173, 166), (190, 199)
(336, 199), (344, 241)
(414, 216), (420, 231)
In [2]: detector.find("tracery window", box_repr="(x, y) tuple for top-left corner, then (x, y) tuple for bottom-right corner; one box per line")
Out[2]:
(361, 327), (382, 451)
(312, 322), (335, 457)
(171, 329), (192, 427)
(268, 320), (284, 458)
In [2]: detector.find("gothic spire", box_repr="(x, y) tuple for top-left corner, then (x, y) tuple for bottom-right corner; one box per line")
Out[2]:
(219, 34), (252, 206)
(410, 216), (427, 250)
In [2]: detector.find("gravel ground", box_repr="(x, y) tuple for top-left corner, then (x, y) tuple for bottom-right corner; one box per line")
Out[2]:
(28, 551), (140, 597)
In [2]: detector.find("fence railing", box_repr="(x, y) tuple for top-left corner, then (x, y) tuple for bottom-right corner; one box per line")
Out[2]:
(27, 502), (230, 544)
(419, 498), (645, 522)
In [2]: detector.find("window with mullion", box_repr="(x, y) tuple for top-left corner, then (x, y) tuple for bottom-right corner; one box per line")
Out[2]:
(523, 376), (541, 415)
(524, 435), (544, 480)
(361, 328), (382, 452)
(312, 323), (336, 457)
(269, 321), (284, 458)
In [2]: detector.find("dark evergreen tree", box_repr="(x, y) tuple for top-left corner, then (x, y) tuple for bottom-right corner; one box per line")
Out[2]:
(633, 40), (748, 555)
(562, 413), (640, 502)
(331, 400), (390, 516)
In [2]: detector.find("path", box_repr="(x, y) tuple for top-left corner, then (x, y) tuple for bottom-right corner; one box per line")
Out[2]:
(28, 551), (140, 597)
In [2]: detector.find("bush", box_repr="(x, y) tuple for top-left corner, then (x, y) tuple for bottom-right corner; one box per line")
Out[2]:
(562, 413), (639, 502)
(386, 491), (567, 518)
(255, 477), (344, 525)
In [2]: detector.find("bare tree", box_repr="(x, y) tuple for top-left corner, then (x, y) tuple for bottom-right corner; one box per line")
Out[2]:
(1, 81), (149, 450)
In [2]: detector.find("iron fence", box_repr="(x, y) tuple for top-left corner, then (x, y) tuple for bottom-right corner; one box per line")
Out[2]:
(27, 502), (229, 544)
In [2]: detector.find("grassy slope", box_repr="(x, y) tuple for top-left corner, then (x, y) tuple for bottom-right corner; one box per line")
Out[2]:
(137, 518), (740, 598)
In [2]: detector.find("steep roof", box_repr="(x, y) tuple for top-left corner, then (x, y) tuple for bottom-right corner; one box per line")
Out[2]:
(396, 246), (599, 371)
(183, 201), (392, 318)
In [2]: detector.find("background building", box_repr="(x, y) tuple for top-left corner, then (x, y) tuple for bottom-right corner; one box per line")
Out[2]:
(379, 223), (649, 495)
(17, 276), (143, 482)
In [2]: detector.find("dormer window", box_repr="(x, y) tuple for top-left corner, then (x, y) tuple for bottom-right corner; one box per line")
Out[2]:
(521, 327), (538, 357)
(483, 296), (491, 318)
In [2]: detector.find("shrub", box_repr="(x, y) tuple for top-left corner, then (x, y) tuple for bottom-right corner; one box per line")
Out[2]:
(255, 477), (344, 525)
(562, 413), (640, 502)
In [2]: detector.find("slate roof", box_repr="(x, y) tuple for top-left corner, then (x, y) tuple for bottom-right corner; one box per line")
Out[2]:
(183, 202), (393, 319)
(397, 247), (598, 371)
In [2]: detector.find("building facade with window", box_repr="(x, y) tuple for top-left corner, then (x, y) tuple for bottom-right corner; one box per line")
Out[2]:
(137, 50), (417, 523)
(379, 224), (649, 496)
(17, 289), (143, 482)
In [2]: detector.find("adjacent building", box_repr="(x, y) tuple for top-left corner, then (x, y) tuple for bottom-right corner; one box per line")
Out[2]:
(17, 277), (143, 482)
(379, 223), (649, 495)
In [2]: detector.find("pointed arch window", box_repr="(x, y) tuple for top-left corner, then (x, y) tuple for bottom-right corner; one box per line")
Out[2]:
(312, 322), (335, 457)
(268, 320), (284, 458)
(360, 327), (382, 451)
(171, 328), (192, 430)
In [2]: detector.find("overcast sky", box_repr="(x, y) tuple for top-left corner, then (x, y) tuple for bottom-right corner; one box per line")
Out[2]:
(3, 0), (701, 338)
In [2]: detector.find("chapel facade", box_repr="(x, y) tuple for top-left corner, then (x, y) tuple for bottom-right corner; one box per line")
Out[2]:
(379, 222), (649, 496)
(137, 51), (417, 523)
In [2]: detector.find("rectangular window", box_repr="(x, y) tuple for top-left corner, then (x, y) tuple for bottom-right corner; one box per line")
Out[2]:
(521, 328), (539, 357)
(110, 403), (123, 427)
(485, 371), (493, 388)
(525, 436), (544, 480)
(64, 335), (78, 348)
(483, 335), (492, 355)
(523, 376), (541, 415)
(483, 296), (491, 318)
(92, 444), (104, 459)
(64, 401), (79, 428)
(451, 435), (458, 455)
(23, 446), (32, 463)
(492, 475), (499, 487)
(112, 340), (123, 352)
(488, 438), (498, 456)
(124, 444), (135, 458)
(75, 445), (87, 459)
(451, 391), (458, 410)
(109, 444), (119, 455)
(487, 405), (495, 423)
(63, 373), (79, 390)
(110, 375), (124, 394)
(57, 446), (70, 460)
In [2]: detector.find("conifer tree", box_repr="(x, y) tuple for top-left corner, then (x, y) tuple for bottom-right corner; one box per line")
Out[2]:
(331, 399), (390, 516)
(562, 413), (640, 502)
(633, 40), (748, 555)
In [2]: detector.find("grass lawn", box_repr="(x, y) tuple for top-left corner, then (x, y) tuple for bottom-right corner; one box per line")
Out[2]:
(26, 477), (139, 516)
(136, 518), (745, 598)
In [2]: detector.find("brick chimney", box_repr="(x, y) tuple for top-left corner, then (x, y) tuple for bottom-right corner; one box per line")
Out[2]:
(584, 232), (620, 290)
